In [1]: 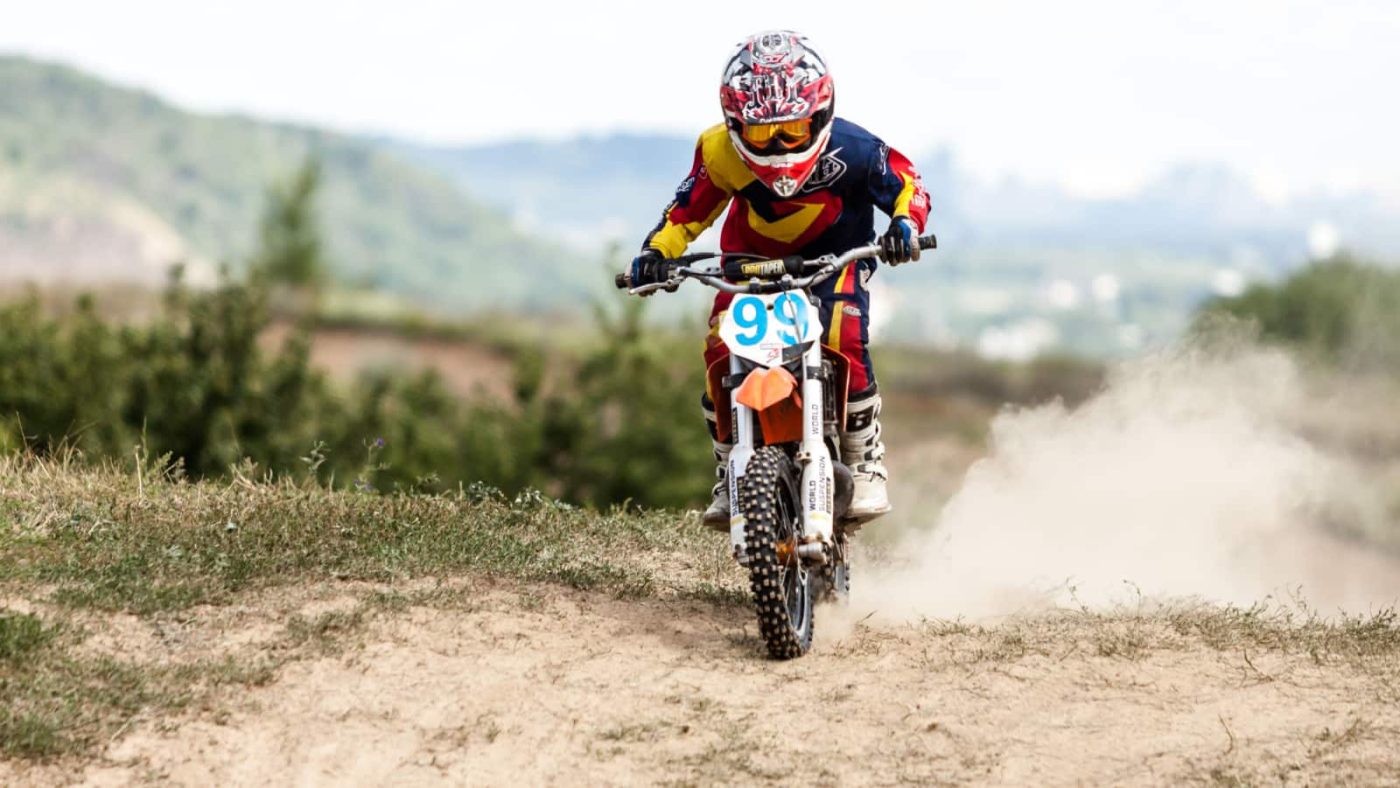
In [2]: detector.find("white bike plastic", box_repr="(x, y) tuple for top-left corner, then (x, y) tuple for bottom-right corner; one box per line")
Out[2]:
(717, 292), (817, 368)
(718, 289), (834, 558)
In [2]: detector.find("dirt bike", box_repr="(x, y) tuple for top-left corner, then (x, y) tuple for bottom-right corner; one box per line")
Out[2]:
(616, 234), (937, 658)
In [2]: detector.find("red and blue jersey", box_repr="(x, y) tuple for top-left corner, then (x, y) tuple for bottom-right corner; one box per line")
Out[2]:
(651, 117), (931, 396)
(644, 117), (930, 262)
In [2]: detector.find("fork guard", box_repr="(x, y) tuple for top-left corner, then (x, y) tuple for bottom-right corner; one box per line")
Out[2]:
(734, 367), (806, 445)
(705, 347), (852, 445)
(832, 461), (855, 522)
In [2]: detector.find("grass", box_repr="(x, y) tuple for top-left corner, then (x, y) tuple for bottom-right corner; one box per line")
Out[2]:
(867, 600), (1400, 681)
(0, 609), (282, 760)
(283, 608), (368, 653)
(3, 453), (1399, 769)
(0, 453), (742, 763)
(0, 453), (738, 617)
(1163, 600), (1400, 664)
(0, 611), (55, 659)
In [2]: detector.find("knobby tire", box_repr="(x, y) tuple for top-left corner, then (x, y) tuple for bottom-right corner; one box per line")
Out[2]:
(740, 446), (814, 659)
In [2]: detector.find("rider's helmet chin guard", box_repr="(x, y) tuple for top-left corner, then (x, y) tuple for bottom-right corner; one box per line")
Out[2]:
(720, 30), (835, 198)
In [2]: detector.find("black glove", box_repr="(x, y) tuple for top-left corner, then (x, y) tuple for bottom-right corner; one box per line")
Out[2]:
(629, 248), (672, 288)
(879, 216), (921, 265)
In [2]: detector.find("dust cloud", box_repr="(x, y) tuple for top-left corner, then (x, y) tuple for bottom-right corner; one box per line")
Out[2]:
(858, 342), (1400, 621)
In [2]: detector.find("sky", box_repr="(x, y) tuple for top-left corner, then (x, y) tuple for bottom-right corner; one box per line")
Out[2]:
(3, 0), (1399, 201)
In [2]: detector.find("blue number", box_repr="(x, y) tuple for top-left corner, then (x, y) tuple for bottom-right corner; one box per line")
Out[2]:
(773, 293), (808, 345)
(732, 297), (767, 346)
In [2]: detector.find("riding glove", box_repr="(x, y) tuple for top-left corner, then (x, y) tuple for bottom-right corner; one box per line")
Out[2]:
(629, 248), (672, 289)
(879, 216), (921, 265)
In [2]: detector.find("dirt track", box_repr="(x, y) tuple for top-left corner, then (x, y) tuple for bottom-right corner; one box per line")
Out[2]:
(6, 349), (1400, 785)
(7, 579), (1395, 787)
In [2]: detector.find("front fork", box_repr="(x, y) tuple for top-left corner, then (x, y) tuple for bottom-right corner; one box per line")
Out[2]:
(727, 340), (835, 565)
(796, 338), (835, 556)
(726, 353), (754, 564)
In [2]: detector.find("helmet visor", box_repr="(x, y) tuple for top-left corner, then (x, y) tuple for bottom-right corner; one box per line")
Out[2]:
(740, 119), (812, 150)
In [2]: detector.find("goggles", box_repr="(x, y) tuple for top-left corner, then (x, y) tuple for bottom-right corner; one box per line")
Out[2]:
(740, 119), (812, 149)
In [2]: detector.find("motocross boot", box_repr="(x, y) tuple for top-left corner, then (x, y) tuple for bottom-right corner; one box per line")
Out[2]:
(841, 384), (892, 519)
(701, 396), (733, 531)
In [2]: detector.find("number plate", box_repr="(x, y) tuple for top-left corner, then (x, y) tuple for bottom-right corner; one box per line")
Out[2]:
(718, 292), (817, 367)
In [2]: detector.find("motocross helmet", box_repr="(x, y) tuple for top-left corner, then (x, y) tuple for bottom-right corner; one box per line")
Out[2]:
(720, 31), (835, 198)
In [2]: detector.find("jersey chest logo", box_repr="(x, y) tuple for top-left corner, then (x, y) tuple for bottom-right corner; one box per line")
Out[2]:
(745, 201), (827, 243)
(800, 147), (847, 193)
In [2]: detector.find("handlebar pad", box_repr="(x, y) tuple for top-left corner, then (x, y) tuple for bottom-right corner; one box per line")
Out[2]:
(721, 255), (804, 281)
(620, 238), (934, 292)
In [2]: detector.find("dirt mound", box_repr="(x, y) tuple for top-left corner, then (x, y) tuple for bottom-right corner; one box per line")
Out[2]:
(260, 322), (516, 402)
(4, 583), (1391, 787)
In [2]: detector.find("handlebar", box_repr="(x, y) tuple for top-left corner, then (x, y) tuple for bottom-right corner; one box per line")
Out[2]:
(615, 233), (936, 295)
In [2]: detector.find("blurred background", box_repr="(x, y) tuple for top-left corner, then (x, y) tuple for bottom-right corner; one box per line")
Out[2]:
(0, 1), (1397, 531)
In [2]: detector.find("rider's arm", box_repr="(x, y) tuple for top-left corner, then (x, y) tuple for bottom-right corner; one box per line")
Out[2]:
(868, 143), (931, 233)
(642, 129), (735, 258)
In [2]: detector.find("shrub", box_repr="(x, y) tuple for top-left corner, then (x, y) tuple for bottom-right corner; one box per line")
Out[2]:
(0, 274), (711, 510)
(1197, 255), (1400, 371)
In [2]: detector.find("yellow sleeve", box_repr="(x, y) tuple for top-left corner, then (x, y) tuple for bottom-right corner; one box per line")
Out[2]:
(643, 125), (741, 258)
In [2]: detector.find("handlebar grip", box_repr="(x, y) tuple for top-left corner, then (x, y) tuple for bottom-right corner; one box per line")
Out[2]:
(722, 255), (804, 281)
(918, 233), (938, 251)
(614, 273), (631, 289)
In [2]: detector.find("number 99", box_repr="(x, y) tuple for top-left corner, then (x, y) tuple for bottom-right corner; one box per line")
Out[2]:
(733, 297), (767, 346)
(773, 293), (808, 345)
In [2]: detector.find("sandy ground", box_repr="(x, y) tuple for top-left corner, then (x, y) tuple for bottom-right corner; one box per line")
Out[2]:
(5, 346), (1400, 784)
(5, 578), (1398, 788)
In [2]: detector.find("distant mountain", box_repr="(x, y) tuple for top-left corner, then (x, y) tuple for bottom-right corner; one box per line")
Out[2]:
(952, 162), (1400, 262)
(393, 134), (698, 252)
(406, 130), (1400, 264)
(395, 129), (1400, 356)
(12, 52), (1394, 355)
(0, 56), (589, 312)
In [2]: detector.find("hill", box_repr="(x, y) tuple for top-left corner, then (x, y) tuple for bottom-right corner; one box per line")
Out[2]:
(9, 53), (1400, 353)
(402, 133), (1400, 356)
(394, 133), (696, 252)
(0, 55), (591, 312)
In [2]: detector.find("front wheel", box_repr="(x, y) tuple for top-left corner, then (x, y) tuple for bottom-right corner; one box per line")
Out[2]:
(740, 446), (814, 659)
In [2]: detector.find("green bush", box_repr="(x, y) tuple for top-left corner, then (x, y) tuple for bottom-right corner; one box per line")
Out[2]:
(1197, 255), (1400, 370)
(0, 153), (712, 509)
(539, 298), (713, 507)
(0, 276), (712, 510)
